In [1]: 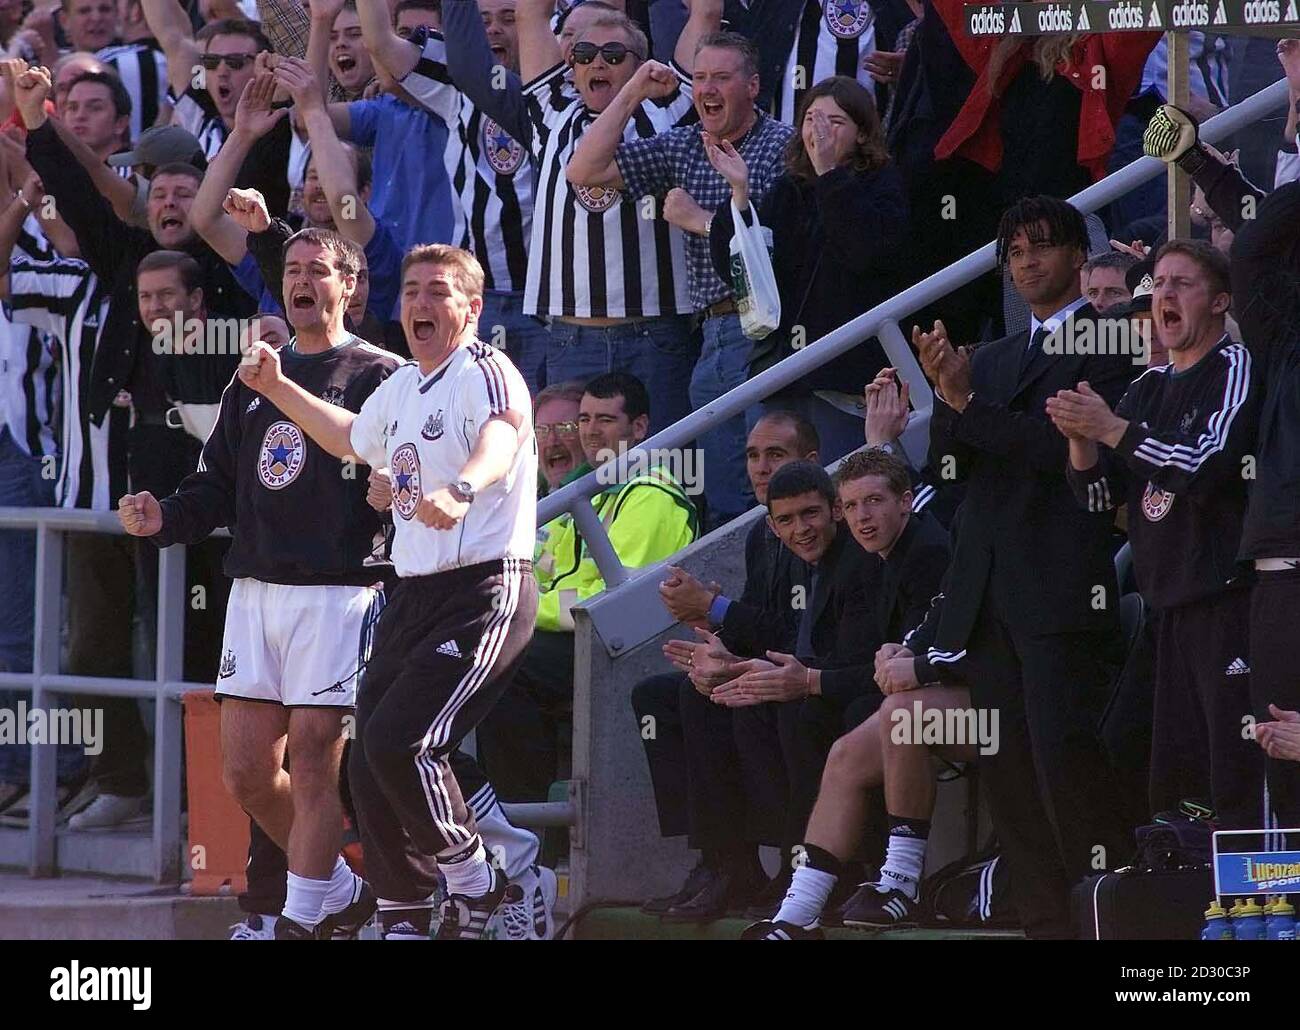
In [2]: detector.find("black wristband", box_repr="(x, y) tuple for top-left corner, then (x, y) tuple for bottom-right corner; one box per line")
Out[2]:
(1175, 143), (1212, 177)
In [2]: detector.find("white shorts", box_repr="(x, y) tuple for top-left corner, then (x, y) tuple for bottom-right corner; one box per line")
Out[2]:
(215, 579), (383, 707)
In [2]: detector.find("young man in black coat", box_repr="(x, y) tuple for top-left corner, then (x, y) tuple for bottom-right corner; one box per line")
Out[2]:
(911, 195), (1132, 938)
(631, 411), (820, 921)
(743, 448), (959, 938)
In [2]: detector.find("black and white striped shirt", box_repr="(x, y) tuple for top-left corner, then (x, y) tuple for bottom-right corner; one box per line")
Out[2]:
(522, 62), (693, 319)
(169, 86), (227, 160)
(7, 254), (127, 511)
(0, 317), (58, 462)
(772, 0), (877, 126)
(401, 33), (533, 295)
(98, 40), (170, 142)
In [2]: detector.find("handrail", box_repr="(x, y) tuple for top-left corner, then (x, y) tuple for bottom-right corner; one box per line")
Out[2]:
(536, 77), (1290, 588)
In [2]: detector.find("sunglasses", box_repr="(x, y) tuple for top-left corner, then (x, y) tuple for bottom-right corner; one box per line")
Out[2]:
(570, 41), (639, 66)
(536, 421), (579, 440)
(200, 53), (254, 71)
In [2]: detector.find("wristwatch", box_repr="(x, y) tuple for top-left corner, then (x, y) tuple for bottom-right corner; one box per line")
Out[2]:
(449, 480), (476, 504)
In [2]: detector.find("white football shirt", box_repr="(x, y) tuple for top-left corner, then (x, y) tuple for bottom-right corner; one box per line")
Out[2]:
(350, 340), (537, 577)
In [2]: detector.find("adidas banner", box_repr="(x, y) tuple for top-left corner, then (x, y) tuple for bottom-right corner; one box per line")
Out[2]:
(963, 0), (1300, 36)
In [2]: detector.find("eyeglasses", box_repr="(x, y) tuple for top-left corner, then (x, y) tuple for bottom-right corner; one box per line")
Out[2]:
(536, 421), (579, 440)
(570, 41), (639, 66)
(200, 53), (254, 71)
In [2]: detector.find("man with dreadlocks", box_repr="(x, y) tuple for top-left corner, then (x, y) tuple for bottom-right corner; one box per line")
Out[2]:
(909, 196), (1134, 938)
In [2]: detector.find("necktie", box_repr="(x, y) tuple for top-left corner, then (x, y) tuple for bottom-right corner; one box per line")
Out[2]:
(1022, 324), (1050, 378)
(796, 565), (820, 661)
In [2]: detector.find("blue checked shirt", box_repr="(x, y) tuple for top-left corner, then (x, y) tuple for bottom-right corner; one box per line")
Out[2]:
(615, 111), (795, 311)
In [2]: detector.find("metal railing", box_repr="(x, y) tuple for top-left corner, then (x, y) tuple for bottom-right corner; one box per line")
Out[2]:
(0, 76), (1287, 883)
(538, 77), (1291, 591)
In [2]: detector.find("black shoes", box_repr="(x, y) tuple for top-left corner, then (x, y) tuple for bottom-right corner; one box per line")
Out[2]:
(740, 919), (825, 940)
(273, 915), (317, 940)
(640, 862), (713, 916)
(435, 867), (509, 940)
(661, 867), (764, 924)
(318, 879), (377, 940)
(838, 882), (919, 928)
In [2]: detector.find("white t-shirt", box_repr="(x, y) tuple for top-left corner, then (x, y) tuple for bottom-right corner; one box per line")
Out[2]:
(350, 340), (536, 577)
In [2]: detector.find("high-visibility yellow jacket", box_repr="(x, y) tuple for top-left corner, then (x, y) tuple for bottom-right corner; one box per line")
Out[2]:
(535, 464), (699, 632)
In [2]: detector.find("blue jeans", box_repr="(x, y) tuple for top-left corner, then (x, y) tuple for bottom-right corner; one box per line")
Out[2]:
(0, 427), (83, 784)
(546, 314), (698, 435)
(481, 290), (551, 398)
(690, 313), (755, 529)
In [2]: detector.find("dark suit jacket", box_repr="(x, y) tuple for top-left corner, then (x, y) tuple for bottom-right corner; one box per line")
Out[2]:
(805, 524), (882, 707)
(926, 304), (1130, 650)
(876, 510), (950, 646)
(717, 517), (808, 659)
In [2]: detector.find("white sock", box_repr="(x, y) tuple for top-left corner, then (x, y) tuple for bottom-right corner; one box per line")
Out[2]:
(439, 839), (494, 897)
(879, 833), (926, 899)
(772, 865), (837, 929)
(475, 801), (540, 881)
(283, 871), (330, 928)
(322, 856), (361, 914)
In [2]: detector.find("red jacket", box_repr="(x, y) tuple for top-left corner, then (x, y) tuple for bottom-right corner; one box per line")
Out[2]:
(931, 0), (1159, 180)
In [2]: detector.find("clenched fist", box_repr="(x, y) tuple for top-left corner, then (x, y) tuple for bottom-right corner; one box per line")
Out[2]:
(367, 467), (393, 512)
(415, 486), (469, 530)
(118, 492), (163, 537)
(223, 188), (272, 234)
(238, 341), (285, 395)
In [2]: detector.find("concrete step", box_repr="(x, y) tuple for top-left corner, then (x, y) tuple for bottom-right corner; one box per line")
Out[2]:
(0, 871), (240, 940)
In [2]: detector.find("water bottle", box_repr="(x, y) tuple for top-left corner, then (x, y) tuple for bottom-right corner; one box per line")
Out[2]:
(1266, 896), (1296, 940)
(1233, 898), (1265, 940)
(1201, 901), (1234, 940)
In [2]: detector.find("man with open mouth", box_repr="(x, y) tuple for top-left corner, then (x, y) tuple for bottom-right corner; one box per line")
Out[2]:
(14, 58), (262, 830)
(353, 0), (547, 393)
(1052, 236), (1265, 867)
(238, 242), (541, 941)
(140, 3), (291, 212)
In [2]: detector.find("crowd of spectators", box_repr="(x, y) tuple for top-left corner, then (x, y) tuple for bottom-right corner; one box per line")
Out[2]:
(1, 0), (1300, 940)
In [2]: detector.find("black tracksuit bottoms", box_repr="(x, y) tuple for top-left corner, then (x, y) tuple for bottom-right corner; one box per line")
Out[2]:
(1148, 589), (1265, 831)
(349, 558), (537, 903)
(1249, 569), (1300, 844)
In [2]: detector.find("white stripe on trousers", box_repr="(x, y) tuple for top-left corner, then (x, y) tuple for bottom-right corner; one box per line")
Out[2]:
(412, 559), (524, 849)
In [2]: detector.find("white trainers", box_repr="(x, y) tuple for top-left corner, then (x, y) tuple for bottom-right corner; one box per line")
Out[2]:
(67, 793), (144, 830)
(228, 914), (277, 940)
(492, 865), (559, 940)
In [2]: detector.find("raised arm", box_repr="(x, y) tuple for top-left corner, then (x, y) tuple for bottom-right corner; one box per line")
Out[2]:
(355, 0), (420, 79)
(240, 341), (360, 458)
(673, 0), (723, 73)
(278, 57), (376, 248)
(13, 64), (130, 280)
(567, 60), (676, 188)
(0, 169), (42, 299)
(193, 73), (289, 265)
(140, 0), (203, 99)
(307, 0), (346, 97)
(442, 0), (529, 141)
(517, 0), (563, 84)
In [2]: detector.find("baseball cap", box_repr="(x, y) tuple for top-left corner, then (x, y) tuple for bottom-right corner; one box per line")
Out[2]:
(1108, 257), (1155, 319)
(108, 126), (207, 171)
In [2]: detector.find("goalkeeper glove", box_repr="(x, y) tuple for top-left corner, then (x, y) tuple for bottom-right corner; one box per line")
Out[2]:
(1143, 103), (1212, 176)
